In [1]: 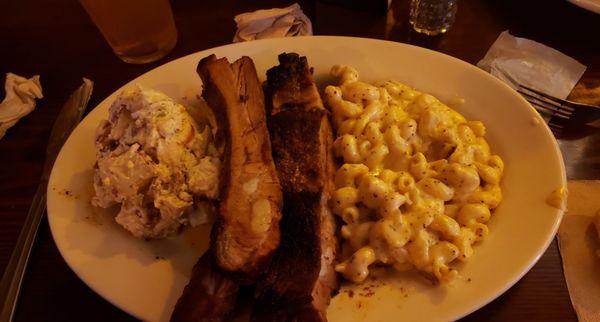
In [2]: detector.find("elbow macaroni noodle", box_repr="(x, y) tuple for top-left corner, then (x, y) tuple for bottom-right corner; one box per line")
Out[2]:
(325, 65), (504, 284)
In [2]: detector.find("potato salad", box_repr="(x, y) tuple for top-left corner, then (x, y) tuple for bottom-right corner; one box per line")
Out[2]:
(92, 86), (220, 239)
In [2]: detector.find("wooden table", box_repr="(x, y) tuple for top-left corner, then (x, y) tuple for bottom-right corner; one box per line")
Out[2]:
(1, 0), (598, 320)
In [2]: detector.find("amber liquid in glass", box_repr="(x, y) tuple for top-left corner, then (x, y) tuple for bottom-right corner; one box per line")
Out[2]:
(79, 0), (177, 64)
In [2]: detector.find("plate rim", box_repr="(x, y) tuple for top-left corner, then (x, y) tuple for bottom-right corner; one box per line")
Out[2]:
(567, 0), (600, 13)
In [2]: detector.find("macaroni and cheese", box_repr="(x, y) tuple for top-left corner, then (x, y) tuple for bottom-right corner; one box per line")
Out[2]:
(324, 65), (504, 283)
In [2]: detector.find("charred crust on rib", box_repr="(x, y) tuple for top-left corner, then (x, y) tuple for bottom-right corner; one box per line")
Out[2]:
(268, 107), (327, 193)
(265, 53), (311, 94)
(264, 53), (325, 116)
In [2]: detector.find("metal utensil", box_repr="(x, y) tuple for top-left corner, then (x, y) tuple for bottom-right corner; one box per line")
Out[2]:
(516, 84), (600, 129)
(0, 78), (93, 322)
(497, 68), (600, 129)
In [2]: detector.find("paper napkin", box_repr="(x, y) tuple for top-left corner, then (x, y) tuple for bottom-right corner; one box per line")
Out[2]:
(557, 180), (600, 322)
(233, 3), (312, 42)
(478, 31), (586, 100)
(0, 73), (43, 139)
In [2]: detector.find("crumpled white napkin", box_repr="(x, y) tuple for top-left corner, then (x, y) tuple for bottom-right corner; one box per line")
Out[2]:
(0, 73), (43, 139)
(233, 3), (312, 43)
(478, 31), (586, 100)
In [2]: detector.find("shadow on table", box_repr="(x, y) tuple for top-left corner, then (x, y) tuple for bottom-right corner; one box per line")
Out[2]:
(553, 124), (600, 140)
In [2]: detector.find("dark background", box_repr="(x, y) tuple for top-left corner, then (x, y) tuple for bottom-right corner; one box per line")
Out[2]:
(1, 0), (599, 320)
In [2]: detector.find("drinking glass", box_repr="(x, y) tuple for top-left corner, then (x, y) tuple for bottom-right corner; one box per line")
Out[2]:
(79, 0), (178, 64)
(409, 0), (457, 36)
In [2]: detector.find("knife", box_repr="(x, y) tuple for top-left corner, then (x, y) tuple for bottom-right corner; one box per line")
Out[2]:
(0, 78), (93, 322)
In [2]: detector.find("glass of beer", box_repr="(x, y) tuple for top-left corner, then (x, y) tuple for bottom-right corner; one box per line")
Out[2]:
(79, 0), (178, 64)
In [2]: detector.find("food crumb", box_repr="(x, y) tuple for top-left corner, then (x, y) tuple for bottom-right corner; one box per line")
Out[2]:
(447, 96), (465, 108)
(358, 284), (376, 297)
(58, 189), (78, 199)
(546, 186), (567, 210)
(531, 117), (541, 126)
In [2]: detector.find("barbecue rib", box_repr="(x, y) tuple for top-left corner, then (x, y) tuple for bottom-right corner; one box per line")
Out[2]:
(253, 53), (339, 322)
(172, 55), (283, 322)
(198, 55), (283, 282)
(171, 251), (239, 322)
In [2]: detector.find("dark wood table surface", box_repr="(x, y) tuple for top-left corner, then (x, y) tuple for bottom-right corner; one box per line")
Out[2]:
(1, 0), (599, 321)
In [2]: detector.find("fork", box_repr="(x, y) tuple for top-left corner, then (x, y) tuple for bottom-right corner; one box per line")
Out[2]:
(516, 84), (600, 129)
(497, 69), (600, 128)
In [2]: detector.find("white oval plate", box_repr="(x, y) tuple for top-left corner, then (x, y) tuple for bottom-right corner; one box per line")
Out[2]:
(567, 0), (600, 13)
(47, 36), (566, 322)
